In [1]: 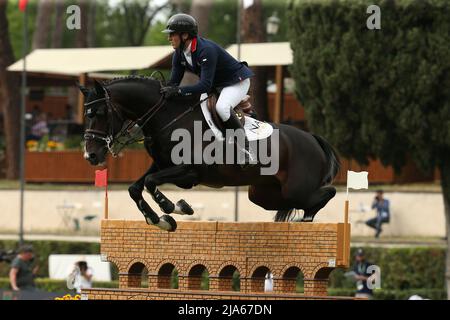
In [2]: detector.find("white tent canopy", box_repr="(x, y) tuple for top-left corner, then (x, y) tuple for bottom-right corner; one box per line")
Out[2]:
(7, 46), (174, 75)
(7, 42), (293, 76)
(226, 42), (292, 66)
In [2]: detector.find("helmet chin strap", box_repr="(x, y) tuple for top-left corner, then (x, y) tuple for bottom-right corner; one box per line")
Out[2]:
(179, 33), (192, 51)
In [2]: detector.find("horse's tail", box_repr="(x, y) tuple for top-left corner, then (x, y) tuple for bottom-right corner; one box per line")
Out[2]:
(275, 209), (295, 222)
(312, 133), (341, 185)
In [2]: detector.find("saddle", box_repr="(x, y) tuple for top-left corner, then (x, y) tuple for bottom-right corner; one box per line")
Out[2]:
(207, 93), (255, 133)
(178, 71), (257, 131)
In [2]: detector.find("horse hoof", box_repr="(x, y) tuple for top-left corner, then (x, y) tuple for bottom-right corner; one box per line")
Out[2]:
(158, 214), (177, 232)
(301, 215), (314, 222)
(143, 213), (161, 226)
(160, 201), (175, 214)
(176, 199), (194, 215)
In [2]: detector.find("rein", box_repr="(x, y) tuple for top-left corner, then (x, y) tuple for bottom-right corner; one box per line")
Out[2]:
(155, 95), (210, 138)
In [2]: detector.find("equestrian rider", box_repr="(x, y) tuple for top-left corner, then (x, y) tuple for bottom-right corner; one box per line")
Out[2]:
(160, 13), (256, 164)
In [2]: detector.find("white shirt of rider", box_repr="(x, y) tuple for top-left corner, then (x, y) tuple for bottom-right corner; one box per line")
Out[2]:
(183, 42), (193, 68)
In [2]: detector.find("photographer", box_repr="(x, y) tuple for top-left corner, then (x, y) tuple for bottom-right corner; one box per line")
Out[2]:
(9, 245), (39, 291)
(366, 190), (390, 238)
(352, 249), (374, 299)
(67, 260), (94, 294)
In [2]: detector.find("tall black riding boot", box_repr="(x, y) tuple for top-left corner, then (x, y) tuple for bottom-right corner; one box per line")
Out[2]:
(223, 109), (257, 168)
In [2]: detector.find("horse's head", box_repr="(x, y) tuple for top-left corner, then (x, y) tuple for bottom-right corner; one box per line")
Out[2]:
(79, 80), (124, 166)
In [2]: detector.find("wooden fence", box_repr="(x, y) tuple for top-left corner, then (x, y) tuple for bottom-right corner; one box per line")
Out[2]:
(25, 150), (152, 183)
(24, 150), (436, 184)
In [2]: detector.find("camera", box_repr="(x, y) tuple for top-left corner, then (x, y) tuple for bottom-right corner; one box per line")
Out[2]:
(0, 250), (17, 263)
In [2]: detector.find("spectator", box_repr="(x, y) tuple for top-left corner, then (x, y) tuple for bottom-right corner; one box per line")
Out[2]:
(366, 189), (390, 238)
(352, 248), (374, 299)
(9, 244), (39, 291)
(28, 113), (49, 142)
(67, 261), (93, 294)
(264, 272), (273, 292)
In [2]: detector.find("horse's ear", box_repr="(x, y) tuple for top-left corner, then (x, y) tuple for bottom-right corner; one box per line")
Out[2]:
(76, 82), (90, 97)
(94, 80), (104, 95)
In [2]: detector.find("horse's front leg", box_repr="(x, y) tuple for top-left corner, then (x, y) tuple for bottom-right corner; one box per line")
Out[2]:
(128, 163), (176, 232)
(144, 164), (198, 216)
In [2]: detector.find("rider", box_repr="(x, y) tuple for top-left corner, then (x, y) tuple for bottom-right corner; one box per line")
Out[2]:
(160, 13), (256, 164)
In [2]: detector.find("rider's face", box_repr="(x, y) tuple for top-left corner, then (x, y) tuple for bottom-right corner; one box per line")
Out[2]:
(168, 33), (189, 49)
(168, 32), (181, 49)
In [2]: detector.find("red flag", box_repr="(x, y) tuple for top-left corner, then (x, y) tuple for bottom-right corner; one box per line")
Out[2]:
(19, 0), (28, 12)
(95, 169), (108, 187)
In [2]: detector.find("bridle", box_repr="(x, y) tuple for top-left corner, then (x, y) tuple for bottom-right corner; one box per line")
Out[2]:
(83, 79), (210, 157)
(83, 84), (165, 157)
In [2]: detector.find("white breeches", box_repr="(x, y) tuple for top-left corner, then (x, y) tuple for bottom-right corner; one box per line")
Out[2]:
(216, 78), (251, 121)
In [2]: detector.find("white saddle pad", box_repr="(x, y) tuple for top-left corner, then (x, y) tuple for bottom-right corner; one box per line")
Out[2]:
(200, 94), (273, 142)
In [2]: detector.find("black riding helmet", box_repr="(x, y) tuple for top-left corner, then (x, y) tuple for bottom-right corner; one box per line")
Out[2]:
(162, 13), (198, 37)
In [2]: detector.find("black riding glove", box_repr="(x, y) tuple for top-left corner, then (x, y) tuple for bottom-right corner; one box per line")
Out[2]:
(160, 86), (181, 99)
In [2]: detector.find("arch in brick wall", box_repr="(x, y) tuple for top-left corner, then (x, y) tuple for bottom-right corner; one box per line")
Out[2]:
(311, 263), (335, 280)
(280, 265), (305, 294)
(126, 260), (149, 288)
(155, 259), (182, 273)
(185, 260), (212, 275)
(217, 264), (241, 292)
(280, 263), (307, 277)
(187, 263), (210, 291)
(156, 261), (179, 289)
(125, 258), (151, 274)
(216, 261), (244, 277)
(106, 257), (123, 273)
(248, 263), (276, 278)
(249, 264), (274, 293)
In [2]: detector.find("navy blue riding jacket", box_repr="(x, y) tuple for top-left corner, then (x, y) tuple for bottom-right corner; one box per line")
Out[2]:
(167, 36), (254, 96)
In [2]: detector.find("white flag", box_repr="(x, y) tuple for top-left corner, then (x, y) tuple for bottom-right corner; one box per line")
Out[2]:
(243, 0), (254, 9)
(347, 171), (368, 190)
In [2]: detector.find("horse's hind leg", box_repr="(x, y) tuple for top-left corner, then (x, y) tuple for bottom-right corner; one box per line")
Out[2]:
(248, 184), (293, 211)
(301, 186), (336, 222)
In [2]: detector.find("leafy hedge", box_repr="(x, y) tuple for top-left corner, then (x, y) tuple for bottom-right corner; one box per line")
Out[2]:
(329, 247), (446, 290)
(0, 278), (118, 293)
(328, 288), (446, 300)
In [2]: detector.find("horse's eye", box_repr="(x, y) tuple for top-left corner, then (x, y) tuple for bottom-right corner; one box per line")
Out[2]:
(85, 108), (96, 119)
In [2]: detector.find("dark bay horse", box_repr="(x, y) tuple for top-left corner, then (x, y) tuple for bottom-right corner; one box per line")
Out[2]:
(80, 77), (340, 232)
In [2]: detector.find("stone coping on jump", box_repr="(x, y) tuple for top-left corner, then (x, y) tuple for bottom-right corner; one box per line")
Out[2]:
(81, 288), (360, 300)
(102, 219), (346, 232)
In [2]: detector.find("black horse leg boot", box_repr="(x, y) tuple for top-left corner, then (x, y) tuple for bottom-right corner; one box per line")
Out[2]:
(223, 109), (257, 168)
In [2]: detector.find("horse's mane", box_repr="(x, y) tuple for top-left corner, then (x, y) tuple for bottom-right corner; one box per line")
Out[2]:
(101, 75), (161, 87)
(101, 75), (200, 104)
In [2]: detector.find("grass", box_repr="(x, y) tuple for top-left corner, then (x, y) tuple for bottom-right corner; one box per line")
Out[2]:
(351, 236), (447, 248)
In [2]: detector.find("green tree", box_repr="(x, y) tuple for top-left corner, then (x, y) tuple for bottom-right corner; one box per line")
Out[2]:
(288, 0), (450, 298)
(1, 0), (22, 179)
